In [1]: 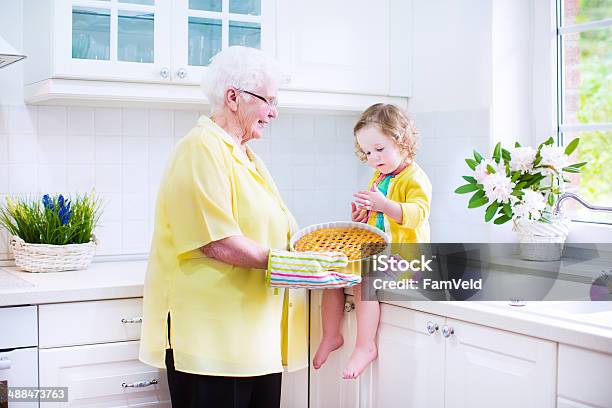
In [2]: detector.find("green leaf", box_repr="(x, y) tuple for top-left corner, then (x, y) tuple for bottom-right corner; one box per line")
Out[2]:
(473, 150), (484, 163)
(468, 197), (489, 209)
(465, 158), (478, 171)
(493, 142), (502, 163)
(543, 136), (554, 146)
(501, 148), (511, 163)
(486, 164), (496, 174)
(469, 189), (486, 204)
(562, 167), (581, 173)
(462, 176), (478, 184)
(514, 142), (521, 148)
(485, 201), (500, 222)
(547, 193), (555, 206)
(511, 172), (521, 182)
(533, 156), (542, 166)
(568, 161), (587, 168)
(503, 203), (512, 217)
(455, 184), (480, 194)
(494, 214), (513, 225)
(564, 138), (579, 155)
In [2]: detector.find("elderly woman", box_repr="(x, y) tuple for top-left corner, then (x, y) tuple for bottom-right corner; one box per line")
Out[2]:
(139, 46), (345, 407)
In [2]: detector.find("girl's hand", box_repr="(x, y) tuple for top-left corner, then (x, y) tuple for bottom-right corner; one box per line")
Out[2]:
(353, 190), (388, 213)
(351, 202), (368, 223)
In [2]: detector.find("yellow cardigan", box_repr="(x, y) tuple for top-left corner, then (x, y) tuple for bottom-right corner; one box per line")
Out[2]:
(366, 162), (432, 243)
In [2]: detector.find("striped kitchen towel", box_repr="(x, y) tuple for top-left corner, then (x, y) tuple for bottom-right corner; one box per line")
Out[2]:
(267, 249), (360, 289)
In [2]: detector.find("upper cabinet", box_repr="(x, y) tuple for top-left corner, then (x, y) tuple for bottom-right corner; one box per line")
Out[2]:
(23, 0), (410, 111)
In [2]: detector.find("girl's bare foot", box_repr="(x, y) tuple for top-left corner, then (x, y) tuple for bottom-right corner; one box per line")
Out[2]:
(342, 345), (378, 379)
(313, 335), (344, 369)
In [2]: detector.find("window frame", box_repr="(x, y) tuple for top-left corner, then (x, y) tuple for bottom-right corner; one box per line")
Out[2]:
(555, 0), (612, 226)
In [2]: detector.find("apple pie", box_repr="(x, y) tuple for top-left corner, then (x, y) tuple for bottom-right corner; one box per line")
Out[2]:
(294, 227), (386, 261)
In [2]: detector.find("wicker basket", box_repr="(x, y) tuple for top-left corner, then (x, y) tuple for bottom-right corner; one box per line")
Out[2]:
(10, 235), (98, 273)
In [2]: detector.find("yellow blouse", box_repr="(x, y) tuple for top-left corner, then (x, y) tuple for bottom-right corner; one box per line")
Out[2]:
(139, 116), (308, 376)
(366, 162), (432, 243)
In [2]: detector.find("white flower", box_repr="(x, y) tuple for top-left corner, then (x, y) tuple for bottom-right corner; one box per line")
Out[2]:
(510, 147), (537, 173)
(474, 159), (506, 183)
(482, 172), (515, 204)
(513, 189), (546, 220)
(540, 145), (572, 173)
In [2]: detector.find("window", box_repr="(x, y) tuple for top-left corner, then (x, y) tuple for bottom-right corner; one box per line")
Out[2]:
(556, 0), (612, 224)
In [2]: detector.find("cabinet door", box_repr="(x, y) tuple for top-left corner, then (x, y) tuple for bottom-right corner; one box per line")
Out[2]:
(361, 304), (444, 408)
(0, 348), (38, 408)
(276, 0), (389, 95)
(444, 318), (556, 408)
(171, 0), (276, 85)
(39, 340), (170, 407)
(53, 0), (172, 82)
(558, 344), (612, 408)
(309, 291), (359, 408)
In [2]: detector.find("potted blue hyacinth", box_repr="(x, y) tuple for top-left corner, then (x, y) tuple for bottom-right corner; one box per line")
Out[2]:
(0, 193), (102, 272)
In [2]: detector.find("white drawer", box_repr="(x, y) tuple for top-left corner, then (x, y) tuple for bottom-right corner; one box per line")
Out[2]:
(0, 305), (37, 349)
(558, 344), (612, 408)
(39, 340), (170, 408)
(39, 298), (143, 348)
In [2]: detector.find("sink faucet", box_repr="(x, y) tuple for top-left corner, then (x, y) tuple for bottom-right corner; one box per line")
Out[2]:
(554, 192), (612, 215)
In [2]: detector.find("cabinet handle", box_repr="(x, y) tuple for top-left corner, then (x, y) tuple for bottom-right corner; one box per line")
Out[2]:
(121, 317), (143, 324)
(122, 379), (158, 388)
(442, 326), (455, 338)
(426, 321), (439, 334)
(344, 301), (355, 313)
(160, 67), (170, 78)
(177, 68), (187, 79)
(0, 358), (11, 370)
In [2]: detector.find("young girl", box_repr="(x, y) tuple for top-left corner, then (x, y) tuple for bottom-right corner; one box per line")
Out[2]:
(313, 103), (432, 379)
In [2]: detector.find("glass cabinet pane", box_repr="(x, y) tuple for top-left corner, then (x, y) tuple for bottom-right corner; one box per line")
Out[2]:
(229, 0), (260, 15)
(188, 17), (221, 66)
(229, 21), (260, 48)
(118, 11), (154, 63)
(189, 0), (221, 12)
(119, 0), (155, 4)
(72, 7), (111, 60)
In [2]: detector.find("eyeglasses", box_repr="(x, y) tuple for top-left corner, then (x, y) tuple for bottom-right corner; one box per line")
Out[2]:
(236, 88), (278, 109)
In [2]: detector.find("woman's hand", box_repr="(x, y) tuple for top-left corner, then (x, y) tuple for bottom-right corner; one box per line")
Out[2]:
(351, 202), (368, 223)
(353, 190), (389, 213)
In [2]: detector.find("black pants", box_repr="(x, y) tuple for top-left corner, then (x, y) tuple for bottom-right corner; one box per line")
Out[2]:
(165, 348), (282, 408)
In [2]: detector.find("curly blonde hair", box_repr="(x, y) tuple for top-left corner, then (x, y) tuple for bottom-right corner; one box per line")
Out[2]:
(353, 104), (420, 163)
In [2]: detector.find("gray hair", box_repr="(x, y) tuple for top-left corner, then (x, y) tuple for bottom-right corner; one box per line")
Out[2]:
(201, 46), (287, 114)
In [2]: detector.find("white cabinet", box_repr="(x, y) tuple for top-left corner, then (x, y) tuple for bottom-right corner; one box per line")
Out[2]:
(39, 341), (170, 408)
(24, 0), (274, 85)
(38, 298), (170, 407)
(276, 0), (412, 97)
(23, 0), (410, 110)
(0, 306), (38, 408)
(309, 291), (359, 408)
(445, 318), (556, 408)
(312, 302), (558, 408)
(557, 344), (612, 408)
(365, 305), (445, 408)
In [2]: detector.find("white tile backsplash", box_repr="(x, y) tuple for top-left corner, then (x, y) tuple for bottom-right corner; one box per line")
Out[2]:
(0, 104), (493, 257)
(38, 106), (67, 136)
(94, 108), (122, 136)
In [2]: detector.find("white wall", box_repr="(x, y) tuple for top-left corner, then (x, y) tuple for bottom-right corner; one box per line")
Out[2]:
(410, 0), (548, 243)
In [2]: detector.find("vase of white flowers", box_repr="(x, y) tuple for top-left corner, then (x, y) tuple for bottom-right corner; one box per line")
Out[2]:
(455, 137), (586, 261)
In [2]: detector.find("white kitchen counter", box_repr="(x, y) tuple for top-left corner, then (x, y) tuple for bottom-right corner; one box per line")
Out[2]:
(1, 258), (611, 355)
(0, 260), (147, 307)
(379, 298), (612, 355)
